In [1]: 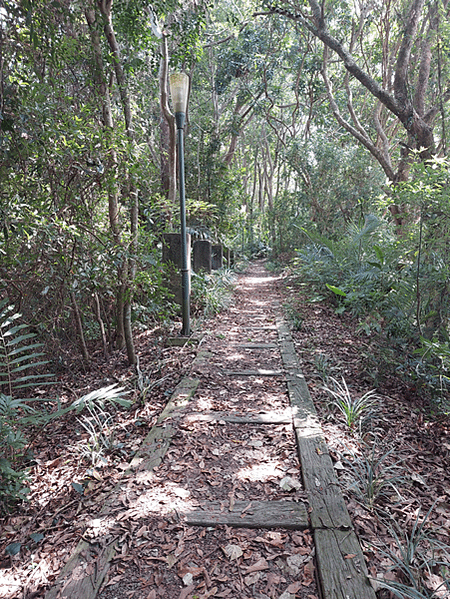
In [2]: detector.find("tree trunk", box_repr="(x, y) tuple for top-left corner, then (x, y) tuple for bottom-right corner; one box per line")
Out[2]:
(70, 291), (90, 363)
(85, 2), (126, 351)
(98, 0), (138, 365)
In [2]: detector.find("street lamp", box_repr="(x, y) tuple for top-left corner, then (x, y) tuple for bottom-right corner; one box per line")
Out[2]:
(169, 72), (190, 336)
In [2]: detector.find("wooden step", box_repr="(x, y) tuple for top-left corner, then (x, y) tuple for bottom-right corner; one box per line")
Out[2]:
(182, 500), (308, 530)
(182, 410), (292, 425)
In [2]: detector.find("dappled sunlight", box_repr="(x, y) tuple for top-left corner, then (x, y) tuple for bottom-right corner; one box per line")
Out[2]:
(241, 275), (280, 285)
(246, 298), (274, 307)
(236, 460), (285, 482)
(224, 351), (247, 361)
(1, 556), (53, 599)
(130, 481), (198, 517)
(194, 395), (215, 410)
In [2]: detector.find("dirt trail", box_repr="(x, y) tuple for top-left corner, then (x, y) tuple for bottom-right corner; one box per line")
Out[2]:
(93, 261), (318, 599)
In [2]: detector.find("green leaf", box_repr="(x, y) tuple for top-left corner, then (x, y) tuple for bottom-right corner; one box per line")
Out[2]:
(72, 482), (84, 495)
(30, 533), (44, 543)
(326, 283), (346, 297)
(5, 542), (21, 556)
(373, 245), (384, 265)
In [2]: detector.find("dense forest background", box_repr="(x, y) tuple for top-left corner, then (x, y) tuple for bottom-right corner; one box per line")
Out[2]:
(1, 0), (450, 410)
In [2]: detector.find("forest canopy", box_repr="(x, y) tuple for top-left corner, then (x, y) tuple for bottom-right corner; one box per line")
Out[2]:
(1, 0), (450, 408)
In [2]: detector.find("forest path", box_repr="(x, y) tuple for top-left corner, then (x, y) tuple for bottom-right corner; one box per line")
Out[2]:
(47, 261), (375, 599)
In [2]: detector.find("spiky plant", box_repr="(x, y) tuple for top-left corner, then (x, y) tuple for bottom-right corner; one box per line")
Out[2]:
(323, 376), (378, 430)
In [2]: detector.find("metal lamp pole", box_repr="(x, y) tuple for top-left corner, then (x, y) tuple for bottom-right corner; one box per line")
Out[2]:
(169, 73), (190, 336)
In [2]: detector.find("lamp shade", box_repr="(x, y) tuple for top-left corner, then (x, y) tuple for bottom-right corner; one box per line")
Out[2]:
(169, 72), (189, 114)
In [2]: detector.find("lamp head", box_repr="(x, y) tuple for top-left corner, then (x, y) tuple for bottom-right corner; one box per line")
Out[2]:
(169, 72), (189, 114)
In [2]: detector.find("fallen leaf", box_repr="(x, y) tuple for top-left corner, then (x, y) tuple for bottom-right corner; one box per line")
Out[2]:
(303, 560), (315, 586)
(166, 553), (178, 568)
(222, 544), (243, 561)
(178, 565), (203, 579)
(201, 587), (218, 598)
(5, 542), (21, 556)
(72, 481), (84, 495)
(287, 553), (308, 574)
(146, 591), (157, 599)
(279, 476), (301, 492)
(411, 472), (426, 486)
(105, 574), (125, 587)
(245, 558), (269, 573)
(178, 584), (195, 599)
(244, 571), (261, 586)
(287, 581), (302, 593)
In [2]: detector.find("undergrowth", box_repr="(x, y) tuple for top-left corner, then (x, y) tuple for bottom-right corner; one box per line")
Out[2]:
(291, 180), (450, 415)
(191, 268), (236, 317)
(0, 300), (132, 513)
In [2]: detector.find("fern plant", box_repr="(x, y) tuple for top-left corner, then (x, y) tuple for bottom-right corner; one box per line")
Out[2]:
(0, 300), (50, 396)
(0, 300), (52, 513)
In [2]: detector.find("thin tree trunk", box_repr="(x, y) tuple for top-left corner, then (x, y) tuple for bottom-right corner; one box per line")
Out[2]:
(93, 292), (108, 360)
(70, 291), (90, 363)
(98, 0), (138, 365)
(85, 2), (126, 350)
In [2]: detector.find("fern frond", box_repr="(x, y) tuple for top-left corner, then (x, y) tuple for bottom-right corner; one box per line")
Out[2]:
(0, 303), (51, 396)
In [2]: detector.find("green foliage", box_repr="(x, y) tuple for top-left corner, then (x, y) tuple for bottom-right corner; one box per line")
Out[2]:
(376, 506), (450, 598)
(74, 403), (118, 466)
(283, 302), (304, 331)
(414, 338), (450, 414)
(0, 393), (32, 513)
(70, 384), (132, 413)
(284, 135), (385, 240)
(0, 301), (51, 396)
(191, 268), (236, 318)
(292, 157), (450, 410)
(343, 445), (404, 510)
(0, 301), (134, 511)
(323, 376), (377, 430)
(0, 303), (53, 513)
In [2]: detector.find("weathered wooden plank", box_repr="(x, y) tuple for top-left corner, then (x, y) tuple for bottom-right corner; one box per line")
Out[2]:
(165, 336), (200, 347)
(182, 410), (292, 425)
(295, 431), (352, 530)
(44, 540), (116, 599)
(234, 343), (278, 349)
(129, 424), (174, 472)
(278, 340), (299, 368)
(276, 315), (352, 530)
(158, 376), (200, 422)
(287, 376), (318, 420)
(183, 500), (309, 530)
(314, 528), (377, 599)
(223, 369), (283, 377)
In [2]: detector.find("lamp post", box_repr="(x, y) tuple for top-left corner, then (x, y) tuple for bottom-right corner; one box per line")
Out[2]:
(169, 72), (190, 336)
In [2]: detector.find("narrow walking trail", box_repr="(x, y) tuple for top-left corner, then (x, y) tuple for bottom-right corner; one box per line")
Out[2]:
(47, 262), (374, 599)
